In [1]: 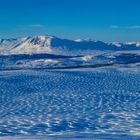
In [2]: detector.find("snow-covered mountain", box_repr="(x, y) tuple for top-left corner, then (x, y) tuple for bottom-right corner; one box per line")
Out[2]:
(0, 35), (140, 55)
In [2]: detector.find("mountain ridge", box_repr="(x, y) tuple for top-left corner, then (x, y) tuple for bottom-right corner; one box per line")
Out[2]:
(0, 35), (140, 55)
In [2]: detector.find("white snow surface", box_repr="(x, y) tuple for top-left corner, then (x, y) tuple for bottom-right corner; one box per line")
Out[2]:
(0, 68), (140, 138)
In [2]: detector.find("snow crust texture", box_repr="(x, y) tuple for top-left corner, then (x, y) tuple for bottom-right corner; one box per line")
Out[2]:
(0, 69), (140, 137)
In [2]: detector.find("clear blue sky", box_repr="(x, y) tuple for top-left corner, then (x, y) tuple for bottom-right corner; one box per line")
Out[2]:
(0, 0), (140, 42)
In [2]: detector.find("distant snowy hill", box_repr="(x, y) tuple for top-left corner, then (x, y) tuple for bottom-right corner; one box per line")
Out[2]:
(0, 35), (140, 55)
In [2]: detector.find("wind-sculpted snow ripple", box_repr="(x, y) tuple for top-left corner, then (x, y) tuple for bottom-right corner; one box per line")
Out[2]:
(0, 69), (140, 137)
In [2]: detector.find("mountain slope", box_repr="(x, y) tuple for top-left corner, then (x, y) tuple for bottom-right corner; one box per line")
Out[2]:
(0, 35), (140, 55)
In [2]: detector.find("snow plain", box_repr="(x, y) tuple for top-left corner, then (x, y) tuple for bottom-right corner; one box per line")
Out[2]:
(0, 67), (140, 139)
